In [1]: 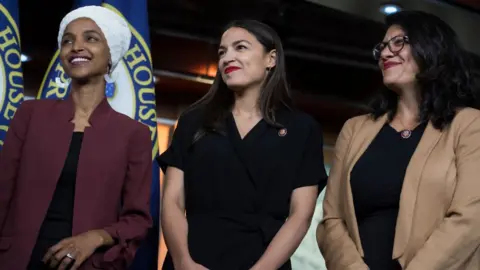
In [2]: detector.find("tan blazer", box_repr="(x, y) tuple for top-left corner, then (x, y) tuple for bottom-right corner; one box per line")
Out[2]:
(316, 108), (480, 270)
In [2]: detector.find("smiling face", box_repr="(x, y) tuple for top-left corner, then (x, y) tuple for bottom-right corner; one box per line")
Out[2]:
(59, 18), (110, 82)
(378, 25), (419, 90)
(218, 27), (276, 91)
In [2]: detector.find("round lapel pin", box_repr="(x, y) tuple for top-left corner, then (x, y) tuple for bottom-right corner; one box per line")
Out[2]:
(278, 128), (287, 137)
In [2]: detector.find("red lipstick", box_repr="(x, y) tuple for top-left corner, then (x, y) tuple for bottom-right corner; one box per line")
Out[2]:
(224, 66), (240, 74)
(383, 61), (400, 70)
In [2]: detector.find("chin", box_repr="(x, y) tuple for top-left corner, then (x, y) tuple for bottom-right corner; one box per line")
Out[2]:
(69, 73), (89, 81)
(225, 80), (249, 91)
(383, 77), (416, 88)
(70, 69), (104, 80)
(383, 76), (405, 87)
(383, 78), (395, 86)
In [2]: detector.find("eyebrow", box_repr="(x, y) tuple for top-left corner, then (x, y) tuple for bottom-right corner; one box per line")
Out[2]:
(219, 39), (252, 49)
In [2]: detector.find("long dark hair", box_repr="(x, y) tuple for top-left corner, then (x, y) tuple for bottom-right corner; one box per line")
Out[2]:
(187, 19), (293, 140)
(370, 10), (479, 129)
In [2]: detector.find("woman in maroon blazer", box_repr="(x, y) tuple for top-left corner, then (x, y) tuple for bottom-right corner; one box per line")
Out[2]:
(0, 6), (152, 270)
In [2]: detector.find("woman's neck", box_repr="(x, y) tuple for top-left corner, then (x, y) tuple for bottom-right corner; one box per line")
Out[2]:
(232, 85), (261, 117)
(70, 77), (106, 117)
(395, 84), (421, 123)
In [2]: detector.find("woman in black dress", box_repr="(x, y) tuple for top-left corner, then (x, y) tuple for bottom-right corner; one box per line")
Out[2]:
(158, 20), (327, 270)
(317, 11), (480, 270)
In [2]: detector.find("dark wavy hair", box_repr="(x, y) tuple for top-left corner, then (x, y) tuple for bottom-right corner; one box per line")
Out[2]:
(188, 19), (293, 141)
(370, 10), (479, 129)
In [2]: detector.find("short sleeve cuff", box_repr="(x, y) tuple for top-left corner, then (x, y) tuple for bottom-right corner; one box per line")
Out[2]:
(293, 167), (327, 190)
(293, 118), (328, 191)
(156, 148), (183, 174)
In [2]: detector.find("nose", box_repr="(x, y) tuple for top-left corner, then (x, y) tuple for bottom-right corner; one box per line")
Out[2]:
(221, 49), (235, 67)
(380, 45), (394, 60)
(71, 39), (85, 52)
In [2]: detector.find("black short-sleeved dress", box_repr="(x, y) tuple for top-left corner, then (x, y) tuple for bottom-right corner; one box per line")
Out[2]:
(350, 123), (426, 270)
(157, 108), (327, 270)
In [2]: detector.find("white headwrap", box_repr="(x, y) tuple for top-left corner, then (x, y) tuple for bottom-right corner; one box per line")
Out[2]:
(57, 5), (132, 80)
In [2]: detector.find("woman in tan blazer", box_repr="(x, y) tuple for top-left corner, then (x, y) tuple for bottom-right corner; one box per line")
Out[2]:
(316, 11), (480, 270)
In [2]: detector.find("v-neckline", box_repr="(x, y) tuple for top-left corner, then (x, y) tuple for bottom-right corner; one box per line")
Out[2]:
(385, 122), (427, 136)
(386, 122), (427, 134)
(230, 112), (265, 141)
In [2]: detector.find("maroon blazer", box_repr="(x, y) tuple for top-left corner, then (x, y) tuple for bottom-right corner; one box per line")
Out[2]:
(0, 96), (153, 270)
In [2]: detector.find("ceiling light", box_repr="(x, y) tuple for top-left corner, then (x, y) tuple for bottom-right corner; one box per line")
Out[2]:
(380, 4), (401, 15)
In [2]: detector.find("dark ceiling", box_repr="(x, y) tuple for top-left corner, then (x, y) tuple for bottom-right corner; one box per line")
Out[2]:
(447, 0), (480, 12)
(17, 0), (480, 133)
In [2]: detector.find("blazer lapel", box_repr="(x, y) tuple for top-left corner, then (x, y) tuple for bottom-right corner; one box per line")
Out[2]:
(72, 98), (113, 234)
(42, 98), (75, 190)
(343, 114), (388, 256)
(393, 122), (443, 264)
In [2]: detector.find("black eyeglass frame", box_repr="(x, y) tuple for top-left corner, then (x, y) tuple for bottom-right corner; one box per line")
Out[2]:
(373, 35), (410, 60)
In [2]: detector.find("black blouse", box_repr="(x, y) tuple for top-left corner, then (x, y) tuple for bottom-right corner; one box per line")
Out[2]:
(27, 132), (83, 270)
(350, 123), (426, 270)
(157, 108), (327, 270)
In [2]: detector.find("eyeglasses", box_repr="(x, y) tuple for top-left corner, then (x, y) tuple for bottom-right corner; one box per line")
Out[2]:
(373, 35), (409, 60)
